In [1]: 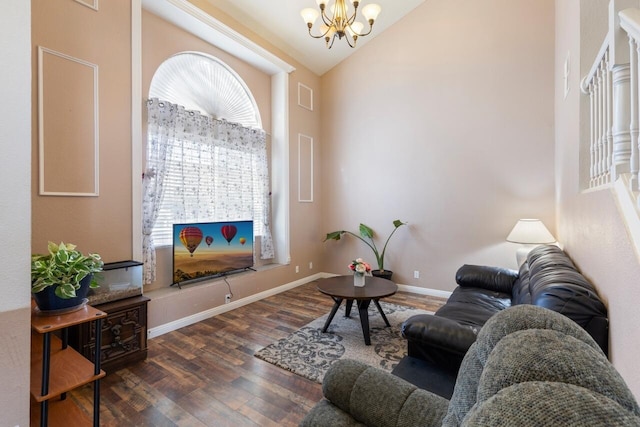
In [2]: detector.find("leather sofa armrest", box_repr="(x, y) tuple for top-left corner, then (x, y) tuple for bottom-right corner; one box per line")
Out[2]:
(309, 359), (449, 427)
(455, 264), (519, 294)
(402, 314), (479, 356)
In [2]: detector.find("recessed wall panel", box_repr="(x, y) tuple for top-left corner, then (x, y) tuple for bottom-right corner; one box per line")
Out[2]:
(38, 46), (99, 196)
(298, 133), (313, 202)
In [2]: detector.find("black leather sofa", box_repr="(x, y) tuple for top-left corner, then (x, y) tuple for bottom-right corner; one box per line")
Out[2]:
(393, 245), (609, 398)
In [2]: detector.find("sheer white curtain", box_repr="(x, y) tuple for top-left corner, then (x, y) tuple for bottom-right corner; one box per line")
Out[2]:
(143, 98), (274, 285)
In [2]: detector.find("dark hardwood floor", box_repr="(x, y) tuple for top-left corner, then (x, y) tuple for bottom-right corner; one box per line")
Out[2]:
(69, 279), (446, 426)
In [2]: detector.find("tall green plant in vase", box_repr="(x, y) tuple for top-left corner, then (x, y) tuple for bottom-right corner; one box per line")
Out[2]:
(324, 220), (407, 280)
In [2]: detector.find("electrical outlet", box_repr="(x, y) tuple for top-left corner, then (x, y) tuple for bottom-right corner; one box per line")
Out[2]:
(309, 262), (313, 269)
(225, 294), (231, 304)
(414, 270), (420, 279)
(295, 265), (299, 273)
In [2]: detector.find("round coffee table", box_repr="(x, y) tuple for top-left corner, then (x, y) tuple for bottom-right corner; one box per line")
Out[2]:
(316, 275), (398, 345)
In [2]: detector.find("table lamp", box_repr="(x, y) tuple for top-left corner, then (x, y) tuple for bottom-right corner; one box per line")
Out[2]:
(506, 219), (556, 265)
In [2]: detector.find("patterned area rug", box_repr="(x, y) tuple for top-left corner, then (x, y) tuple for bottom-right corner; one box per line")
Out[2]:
(254, 302), (433, 383)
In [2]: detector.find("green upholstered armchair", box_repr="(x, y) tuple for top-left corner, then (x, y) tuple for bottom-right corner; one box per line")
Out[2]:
(300, 305), (640, 427)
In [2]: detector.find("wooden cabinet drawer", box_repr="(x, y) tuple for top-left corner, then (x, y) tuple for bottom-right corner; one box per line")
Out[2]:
(69, 296), (149, 372)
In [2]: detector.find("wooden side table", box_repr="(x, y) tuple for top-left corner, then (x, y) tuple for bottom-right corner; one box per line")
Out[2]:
(30, 302), (106, 427)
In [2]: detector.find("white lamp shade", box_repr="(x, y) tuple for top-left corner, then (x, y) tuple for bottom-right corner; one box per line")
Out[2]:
(347, 21), (364, 36)
(362, 3), (381, 21)
(506, 219), (555, 244)
(301, 8), (319, 25)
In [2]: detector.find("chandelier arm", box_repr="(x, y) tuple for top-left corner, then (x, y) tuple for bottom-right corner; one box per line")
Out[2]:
(347, 21), (374, 37)
(308, 26), (334, 39)
(346, 11), (358, 26)
(327, 33), (344, 49)
(344, 34), (356, 48)
(327, 33), (338, 49)
(320, 10), (333, 27)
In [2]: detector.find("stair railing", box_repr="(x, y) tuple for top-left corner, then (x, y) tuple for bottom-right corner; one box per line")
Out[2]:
(581, 1), (640, 191)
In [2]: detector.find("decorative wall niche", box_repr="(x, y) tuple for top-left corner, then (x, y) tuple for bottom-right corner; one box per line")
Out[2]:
(38, 46), (99, 196)
(298, 133), (314, 202)
(297, 82), (313, 111)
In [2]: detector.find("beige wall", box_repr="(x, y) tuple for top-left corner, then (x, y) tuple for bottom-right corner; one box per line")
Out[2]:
(320, 0), (556, 288)
(31, 0), (132, 262)
(555, 0), (640, 399)
(0, 1), (32, 424)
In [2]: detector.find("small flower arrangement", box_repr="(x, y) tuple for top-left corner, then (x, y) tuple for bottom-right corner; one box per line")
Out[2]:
(349, 258), (372, 276)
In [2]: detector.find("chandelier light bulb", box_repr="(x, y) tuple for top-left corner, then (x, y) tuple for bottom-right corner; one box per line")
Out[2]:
(362, 3), (381, 22)
(347, 21), (364, 37)
(301, 8), (319, 26)
(324, 25), (337, 39)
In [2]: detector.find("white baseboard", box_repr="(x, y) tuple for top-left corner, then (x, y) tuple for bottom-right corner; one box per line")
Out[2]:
(147, 272), (449, 339)
(397, 284), (452, 299)
(147, 272), (330, 339)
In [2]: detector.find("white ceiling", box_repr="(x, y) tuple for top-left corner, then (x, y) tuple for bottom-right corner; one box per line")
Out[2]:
(203, 0), (426, 75)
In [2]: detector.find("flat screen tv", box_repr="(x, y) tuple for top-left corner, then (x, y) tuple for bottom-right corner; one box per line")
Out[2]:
(172, 220), (254, 286)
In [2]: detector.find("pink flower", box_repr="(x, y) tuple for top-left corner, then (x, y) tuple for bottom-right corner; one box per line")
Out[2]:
(348, 258), (371, 274)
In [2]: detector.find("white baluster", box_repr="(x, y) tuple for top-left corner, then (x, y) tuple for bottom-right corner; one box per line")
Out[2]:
(598, 65), (604, 185)
(590, 81), (596, 188)
(612, 63), (632, 181)
(606, 49), (613, 184)
(629, 36), (639, 190)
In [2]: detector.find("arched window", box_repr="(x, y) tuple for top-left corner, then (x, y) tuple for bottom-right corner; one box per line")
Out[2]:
(149, 52), (261, 128)
(142, 52), (272, 284)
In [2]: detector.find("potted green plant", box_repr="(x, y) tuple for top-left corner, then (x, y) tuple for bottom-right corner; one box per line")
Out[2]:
(31, 241), (103, 312)
(324, 220), (407, 280)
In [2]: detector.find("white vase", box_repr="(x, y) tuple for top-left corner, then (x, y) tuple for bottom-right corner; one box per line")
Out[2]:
(354, 273), (365, 287)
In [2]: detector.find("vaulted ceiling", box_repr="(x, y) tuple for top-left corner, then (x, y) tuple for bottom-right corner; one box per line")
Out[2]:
(203, 0), (426, 75)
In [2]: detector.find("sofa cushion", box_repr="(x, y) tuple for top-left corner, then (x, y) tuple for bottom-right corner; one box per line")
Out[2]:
(459, 326), (640, 426)
(305, 359), (449, 427)
(510, 247), (608, 353)
(435, 286), (511, 328)
(402, 287), (511, 372)
(477, 329), (639, 414)
(462, 382), (640, 427)
(455, 264), (519, 294)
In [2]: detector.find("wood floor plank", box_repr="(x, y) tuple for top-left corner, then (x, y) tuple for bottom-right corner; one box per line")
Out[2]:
(69, 280), (446, 425)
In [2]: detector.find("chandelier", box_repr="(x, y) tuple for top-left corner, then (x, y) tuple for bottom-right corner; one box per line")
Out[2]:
(300, 0), (382, 49)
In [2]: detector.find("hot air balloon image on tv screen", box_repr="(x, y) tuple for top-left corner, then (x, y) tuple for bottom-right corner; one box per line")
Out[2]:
(172, 220), (254, 285)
